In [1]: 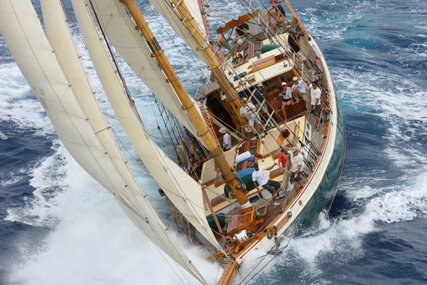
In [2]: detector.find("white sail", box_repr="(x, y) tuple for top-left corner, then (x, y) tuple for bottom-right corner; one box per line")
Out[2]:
(40, 0), (134, 184)
(71, 0), (224, 252)
(0, 1), (207, 283)
(88, 0), (205, 146)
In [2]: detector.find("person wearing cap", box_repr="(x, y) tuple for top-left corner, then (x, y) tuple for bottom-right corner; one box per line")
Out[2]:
(288, 30), (312, 72)
(252, 162), (281, 205)
(240, 98), (266, 135)
(291, 76), (309, 105)
(251, 83), (267, 104)
(264, 0), (287, 30)
(219, 127), (232, 151)
(309, 81), (322, 128)
(251, 83), (269, 114)
(277, 81), (292, 122)
(287, 147), (304, 190)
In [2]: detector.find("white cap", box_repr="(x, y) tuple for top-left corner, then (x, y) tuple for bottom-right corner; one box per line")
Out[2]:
(219, 127), (227, 133)
(257, 83), (263, 87)
(281, 82), (287, 86)
(292, 76), (298, 81)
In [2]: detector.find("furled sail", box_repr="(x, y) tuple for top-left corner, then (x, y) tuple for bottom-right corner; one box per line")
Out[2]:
(88, 0), (206, 146)
(0, 1), (207, 283)
(71, 0), (224, 252)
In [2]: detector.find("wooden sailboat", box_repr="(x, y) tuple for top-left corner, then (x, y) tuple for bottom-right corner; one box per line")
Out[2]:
(0, 0), (346, 284)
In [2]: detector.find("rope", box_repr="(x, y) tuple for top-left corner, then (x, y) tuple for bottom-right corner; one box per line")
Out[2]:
(238, 216), (300, 285)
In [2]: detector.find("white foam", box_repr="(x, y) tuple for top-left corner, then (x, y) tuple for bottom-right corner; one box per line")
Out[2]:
(7, 141), (220, 285)
(364, 173), (427, 224)
(0, 63), (55, 136)
(239, 164), (427, 283)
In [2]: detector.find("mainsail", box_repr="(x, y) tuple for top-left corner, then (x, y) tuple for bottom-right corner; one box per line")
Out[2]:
(70, 0), (224, 252)
(0, 0), (207, 283)
(88, 0), (205, 145)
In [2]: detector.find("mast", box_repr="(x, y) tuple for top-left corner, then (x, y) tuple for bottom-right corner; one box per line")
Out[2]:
(121, 0), (250, 206)
(146, 0), (247, 129)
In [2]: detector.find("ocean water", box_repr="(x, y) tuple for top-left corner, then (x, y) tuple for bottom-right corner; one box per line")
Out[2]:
(1, 0), (427, 284)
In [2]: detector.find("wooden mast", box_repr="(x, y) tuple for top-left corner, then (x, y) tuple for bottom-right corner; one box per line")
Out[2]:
(120, 0), (249, 206)
(151, 0), (248, 128)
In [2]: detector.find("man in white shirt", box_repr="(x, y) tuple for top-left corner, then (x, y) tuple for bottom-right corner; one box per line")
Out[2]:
(288, 147), (304, 191)
(252, 162), (281, 205)
(240, 99), (266, 135)
(309, 81), (322, 128)
(219, 127), (232, 151)
(291, 76), (308, 105)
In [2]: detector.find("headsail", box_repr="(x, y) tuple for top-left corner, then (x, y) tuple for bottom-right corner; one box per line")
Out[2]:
(71, 0), (224, 252)
(0, 1), (207, 283)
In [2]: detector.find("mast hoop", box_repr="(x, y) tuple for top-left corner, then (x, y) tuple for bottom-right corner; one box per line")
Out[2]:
(172, 1), (183, 12)
(181, 102), (195, 110)
(196, 130), (209, 138)
(94, 126), (111, 135)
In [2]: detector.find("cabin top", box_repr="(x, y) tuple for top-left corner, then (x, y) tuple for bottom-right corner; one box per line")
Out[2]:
(222, 33), (294, 92)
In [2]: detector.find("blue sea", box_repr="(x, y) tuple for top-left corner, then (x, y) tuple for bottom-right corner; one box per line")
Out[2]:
(1, 0), (427, 284)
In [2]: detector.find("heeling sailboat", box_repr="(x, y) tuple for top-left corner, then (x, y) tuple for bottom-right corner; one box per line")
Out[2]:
(91, 0), (346, 283)
(0, 0), (346, 284)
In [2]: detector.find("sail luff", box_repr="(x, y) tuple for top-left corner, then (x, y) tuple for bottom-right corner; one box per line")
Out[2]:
(71, 0), (225, 253)
(0, 1), (208, 283)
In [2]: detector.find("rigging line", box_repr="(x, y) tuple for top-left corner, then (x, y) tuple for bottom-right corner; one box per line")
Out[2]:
(87, 0), (133, 103)
(205, 109), (245, 138)
(145, 11), (210, 83)
(152, 96), (186, 151)
(106, 122), (156, 177)
(240, 217), (300, 285)
(127, 167), (152, 178)
(154, 2), (243, 105)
